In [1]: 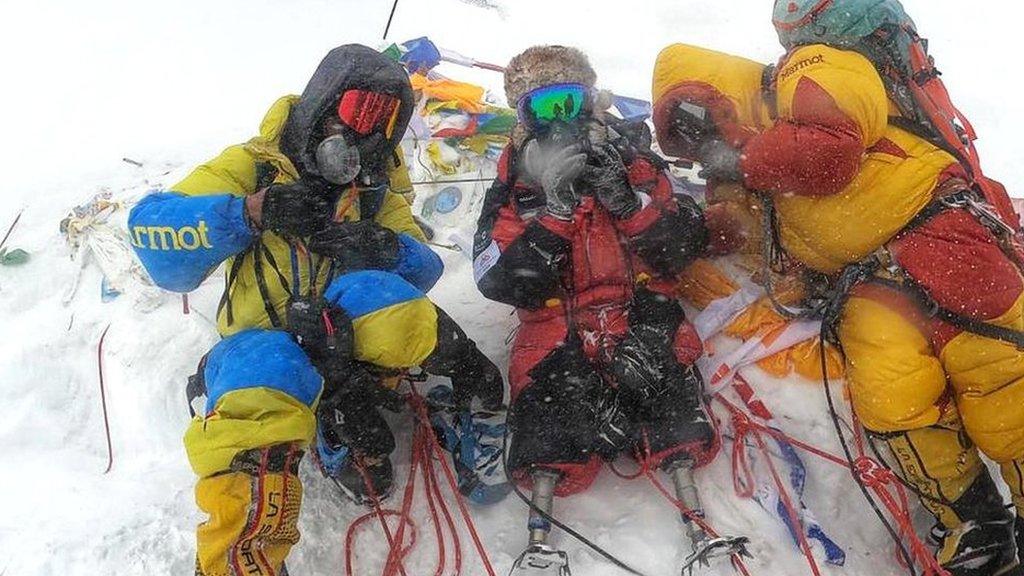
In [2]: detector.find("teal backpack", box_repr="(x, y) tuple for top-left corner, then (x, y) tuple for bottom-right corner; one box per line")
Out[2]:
(772, 0), (1019, 229)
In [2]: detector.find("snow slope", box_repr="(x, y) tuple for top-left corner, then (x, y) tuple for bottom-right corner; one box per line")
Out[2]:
(1, 1), (1022, 575)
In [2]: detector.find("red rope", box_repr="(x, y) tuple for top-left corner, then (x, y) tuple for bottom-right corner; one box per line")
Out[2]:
(353, 454), (411, 576)
(637, 433), (753, 576)
(344, 384), (482, 576)
(345, 510), (417, 576)
(97, 324), (114, 474)
(425, 436), (464, 575)
(383, 433), (421, 576)
(720, 377), (950, 576)
(737, 408), (821, 576)
(410, 390), (497, 576)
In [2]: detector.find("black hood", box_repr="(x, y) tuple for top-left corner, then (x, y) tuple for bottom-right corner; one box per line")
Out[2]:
(281, 44), (414, 181)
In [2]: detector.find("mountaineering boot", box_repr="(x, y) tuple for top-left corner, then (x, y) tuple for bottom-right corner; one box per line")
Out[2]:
(1017, 515), (1024, 567)
(877, 419), (1020, 572)
(666, 458), (750, 575)
(511, 469), (572, 576)
(332, 456), (395, 506)
(998, 458), (1024, 566)
(932, 471), (1019, 575)
(938, 518), (1019, 576)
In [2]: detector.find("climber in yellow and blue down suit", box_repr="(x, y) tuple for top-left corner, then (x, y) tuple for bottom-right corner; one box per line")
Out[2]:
(128, 44), (504, 576)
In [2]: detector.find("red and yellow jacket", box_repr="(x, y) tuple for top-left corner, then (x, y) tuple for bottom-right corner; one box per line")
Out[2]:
(654, 43), (962, 274)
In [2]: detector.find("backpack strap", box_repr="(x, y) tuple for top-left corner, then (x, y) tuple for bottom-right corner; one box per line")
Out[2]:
(761, 64), (779, 117)
(216, 248), (250, 328)
(186, 352), (210, 418)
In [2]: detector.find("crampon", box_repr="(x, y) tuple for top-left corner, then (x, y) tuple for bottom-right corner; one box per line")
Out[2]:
(509, 544), (572, 576)
(679, 535), (752, 575)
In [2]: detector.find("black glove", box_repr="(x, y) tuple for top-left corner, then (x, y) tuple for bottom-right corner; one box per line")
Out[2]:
(520, 139), (587, 220)
(582, 143), (640, 219)
(593, 389), (634, 460)
(286, 296), (354, 381)
(450, 355), (504, 411)
(261, 181), (333, 237)
(317, 373), (396, 458)
(611, 290), (686, 404)
(308, 219), (400, 271)
(421, 307), (505, 411)
(697, 139), (744, 183)
(670, 100), (718, 160)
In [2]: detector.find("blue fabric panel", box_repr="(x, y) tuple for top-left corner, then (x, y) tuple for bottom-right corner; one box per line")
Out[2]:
(128, 192), (255, 292)
(400, 36), (442, 73)
(316, 426), (351, 478)
(204, 329), (323, 413)
(390, 233), (443, 292)
(324, 270), (426, 318)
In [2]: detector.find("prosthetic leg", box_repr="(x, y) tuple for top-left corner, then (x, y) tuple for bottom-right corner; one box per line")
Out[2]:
(667, 458), (751, 575)
(510, 469), (572, 576)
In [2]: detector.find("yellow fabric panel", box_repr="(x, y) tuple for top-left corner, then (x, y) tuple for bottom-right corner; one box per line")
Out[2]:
(838, 295), (947, 432)
(941, 292), (1024, 463)
(184, 388), (317, 478)
(788, 338), (845, 381)
(775, 125), (954, 273)
(353, 298), (438, 368)
(724, 299), (788, 341)
(388, 146), (414, 196)
(375, 190), (427, 241)
(652, 43), (771, 130)
(244, 95), (302, 182)
(215, 231), (335, 337)
(172, 144), (259, 198)
(775, 44), (888, 147)
(170, 96), (427, 336)
(747, 338), (844, 380)
(756, 350), (792, 379)
(195, 468), (301, 576)
(674, 258), (739, 309)
(410, 73), (487, 113)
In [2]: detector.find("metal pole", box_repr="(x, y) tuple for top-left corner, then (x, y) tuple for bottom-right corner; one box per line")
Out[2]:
(382, 0), (399, 39)
(528, 469), (560, 546)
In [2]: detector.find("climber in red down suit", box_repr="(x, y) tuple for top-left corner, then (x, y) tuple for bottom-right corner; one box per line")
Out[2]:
(473, 46), (716, 508)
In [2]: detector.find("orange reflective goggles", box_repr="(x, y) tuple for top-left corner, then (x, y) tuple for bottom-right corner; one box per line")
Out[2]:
(337, 89), (401, 138)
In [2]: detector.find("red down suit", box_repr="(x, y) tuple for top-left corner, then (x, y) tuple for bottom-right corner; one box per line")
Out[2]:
(473, 144), (710, 494)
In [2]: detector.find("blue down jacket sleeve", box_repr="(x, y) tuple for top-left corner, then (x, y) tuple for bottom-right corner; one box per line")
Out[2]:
(389, 232), (443, 293)
(128, 192), (255, 292)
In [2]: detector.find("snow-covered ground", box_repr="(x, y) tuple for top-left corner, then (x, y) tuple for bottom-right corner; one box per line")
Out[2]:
(2, 1), (1022, 575)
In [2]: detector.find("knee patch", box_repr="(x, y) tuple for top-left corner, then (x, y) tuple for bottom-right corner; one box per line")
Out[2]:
(941, 293), (1024, 463)
(324, 271), (438, 368)
(839, 295), (946, 432)
(185, 330), (322, 478)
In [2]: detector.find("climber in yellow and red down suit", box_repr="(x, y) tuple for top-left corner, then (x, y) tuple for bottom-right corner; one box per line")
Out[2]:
(129, 45), (503, 576)
(652, 28), (1024, 576)
(473, 46), (717, 537)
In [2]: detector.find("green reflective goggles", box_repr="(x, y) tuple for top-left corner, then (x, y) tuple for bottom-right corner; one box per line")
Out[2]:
(516, 83), (588, 127)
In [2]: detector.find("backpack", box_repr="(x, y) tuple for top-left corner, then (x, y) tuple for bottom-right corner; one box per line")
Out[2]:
(772, 0), (1020, 231)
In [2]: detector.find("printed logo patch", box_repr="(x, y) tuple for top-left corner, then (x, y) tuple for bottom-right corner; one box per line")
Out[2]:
(779, 54), (825, 80)
(473, 240), (501, 283)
